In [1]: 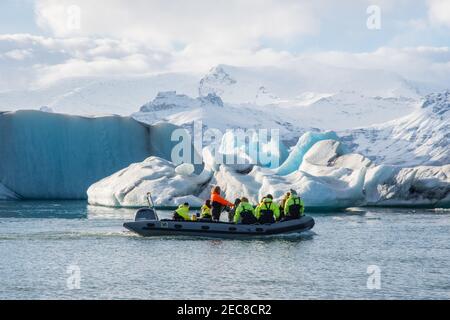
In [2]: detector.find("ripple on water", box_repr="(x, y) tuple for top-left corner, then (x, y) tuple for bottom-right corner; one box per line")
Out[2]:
(0, 202), (449, 299)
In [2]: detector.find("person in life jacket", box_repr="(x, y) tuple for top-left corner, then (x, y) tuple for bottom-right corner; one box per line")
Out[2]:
(233, 197), (257, 225)
(210, 186), (234, 221)
(173, 203), (191, 221)
(284, 189), (305, 220)
(228, 198), (242, 222)
(279, 192), (291, 220)
(255, 194), (280, 224)
(200, 200), (212, 220)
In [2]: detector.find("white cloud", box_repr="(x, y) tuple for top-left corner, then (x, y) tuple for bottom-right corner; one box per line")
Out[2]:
(428, 0), (450, 27)
(307, 46), (450, 86)
(35, 0), (319, 50)
(1, 49), (33, 60)
(1, 33), (449, 91)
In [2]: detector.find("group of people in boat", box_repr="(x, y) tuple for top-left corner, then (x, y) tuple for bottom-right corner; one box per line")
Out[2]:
(172, 186), (305, 225)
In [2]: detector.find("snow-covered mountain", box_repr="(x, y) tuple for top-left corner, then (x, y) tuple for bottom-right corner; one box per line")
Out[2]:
(342, 91), (450, 166)
(140, 91), (223, 112)
(199, 64), (421, 105)
(132, 91), (305, 143)
(1, 63), (447, 170)
(0, 73), (200, 115)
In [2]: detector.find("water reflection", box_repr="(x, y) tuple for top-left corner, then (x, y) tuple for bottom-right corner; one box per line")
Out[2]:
(0, 200), (87, 219)
(87, 205), (136, 220)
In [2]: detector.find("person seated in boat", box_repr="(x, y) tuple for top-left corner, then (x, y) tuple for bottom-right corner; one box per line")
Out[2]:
(278, 191), (291, 221)
(172, 203), (191, 221)
(228, 198), (242, 222)
(233, 197), (257, 225)
(255, 194), (280, 224)
(283, 189), (305, 220)
(210, 186), (234, 222)
(200, 200), (212, 220)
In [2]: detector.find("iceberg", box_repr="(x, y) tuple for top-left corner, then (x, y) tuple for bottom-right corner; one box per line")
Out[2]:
(275, 131), (339, 175)
(87, 131), (449, 208)
(0, 110), (197, 199)
(0, 182), (18, 200)
(87, 157), (212, 207)
(200, 129), (289, 174)
(364, 164), (450, 206)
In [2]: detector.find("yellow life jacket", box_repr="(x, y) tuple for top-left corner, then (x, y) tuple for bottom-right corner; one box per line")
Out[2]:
(201, 204), (212, 218)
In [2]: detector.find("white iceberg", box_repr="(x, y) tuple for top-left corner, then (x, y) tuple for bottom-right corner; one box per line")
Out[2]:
(87, 157), (212, 207)
(175, 163), (195, 176)
(364, 164), (450, 206)
(87, 131), (449, 208)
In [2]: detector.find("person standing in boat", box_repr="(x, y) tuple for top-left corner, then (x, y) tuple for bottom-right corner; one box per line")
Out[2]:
(233, 197), (257, 224)
(173, 203), (191, 221)
(255, 194), (280, 224)
(210, 186), (234, 221)
(283, 189), (305, 220)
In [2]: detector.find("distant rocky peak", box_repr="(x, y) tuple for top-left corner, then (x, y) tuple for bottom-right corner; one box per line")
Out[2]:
(198, 93), (224, 107)
(422, 91), (450, 116)
(198, 65), (237, 97)
(140, 91), (224, 112)
(207, 65), (237, 85)
(140, 91), (198, 112)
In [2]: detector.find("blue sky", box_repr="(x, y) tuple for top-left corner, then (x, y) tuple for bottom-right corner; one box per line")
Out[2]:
(0, 0), (449, 90)
(0, 0), (39, 34)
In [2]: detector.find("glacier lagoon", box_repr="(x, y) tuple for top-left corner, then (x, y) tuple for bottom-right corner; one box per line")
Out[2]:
(0, 200), (449, 300)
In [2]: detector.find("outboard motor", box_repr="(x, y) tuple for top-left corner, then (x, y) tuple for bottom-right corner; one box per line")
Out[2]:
(135, 208), (158, 221)
(134, 192), (159, 221)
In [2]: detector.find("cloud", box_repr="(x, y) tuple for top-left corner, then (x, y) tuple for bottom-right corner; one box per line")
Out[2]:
(0, 34), (174, 88)
(1, 49), (33, 60)
(307, 46), (450, 86)
(3, 0), (450, 90)
(428, 0), (450, 27)
(1, 32), (449, 92)
(35, 0), (319, 50)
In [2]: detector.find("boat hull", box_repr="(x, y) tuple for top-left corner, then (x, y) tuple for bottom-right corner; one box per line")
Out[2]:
(123, 216), (315, 239)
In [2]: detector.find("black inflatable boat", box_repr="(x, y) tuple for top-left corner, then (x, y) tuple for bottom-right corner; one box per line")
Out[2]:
(123, 194), (315, 239)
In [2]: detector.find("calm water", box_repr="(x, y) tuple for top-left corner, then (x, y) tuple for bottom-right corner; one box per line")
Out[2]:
(0, 201), (449, 300)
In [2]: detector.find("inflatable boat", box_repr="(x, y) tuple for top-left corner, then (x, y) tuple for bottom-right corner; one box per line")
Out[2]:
(123, 194), (315, 239)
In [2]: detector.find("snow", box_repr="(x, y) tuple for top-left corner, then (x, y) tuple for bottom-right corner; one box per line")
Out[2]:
(131, 64), (424, 138)
(342, 91), (450, 166)
(175, 163), (195, 176)
(39, 106), (53, 113)
(87, 157), (211, 207)
(199, 64), (421, 105)
(0, 73), (200, 115)
(0, 110), (192, 199)
(139, 91), (223, 112)
(133, 91), (304, 145)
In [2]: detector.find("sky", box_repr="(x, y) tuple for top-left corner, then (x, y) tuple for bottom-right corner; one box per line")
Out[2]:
(0, 0), (449, 91)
